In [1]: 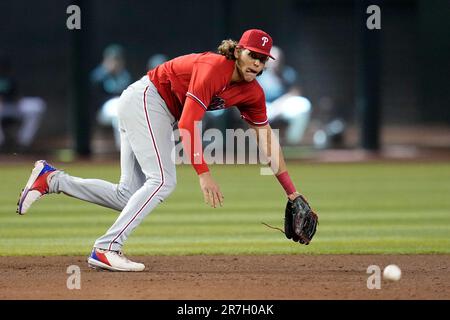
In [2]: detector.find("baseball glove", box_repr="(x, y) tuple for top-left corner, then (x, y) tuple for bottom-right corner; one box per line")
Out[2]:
(284, 195), (318, 245)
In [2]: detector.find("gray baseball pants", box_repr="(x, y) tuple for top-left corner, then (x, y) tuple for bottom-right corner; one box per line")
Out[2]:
(49, 76), (177, 251)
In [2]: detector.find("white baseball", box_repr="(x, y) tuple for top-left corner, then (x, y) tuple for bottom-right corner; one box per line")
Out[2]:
(383, 264), (402, 281)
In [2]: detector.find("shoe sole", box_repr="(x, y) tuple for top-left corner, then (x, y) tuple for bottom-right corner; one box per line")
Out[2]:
(87, 257), (145, 272)
(17, 160), (46, 215)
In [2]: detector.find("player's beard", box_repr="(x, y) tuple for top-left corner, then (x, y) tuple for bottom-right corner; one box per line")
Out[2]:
(235, 59), (257, 82)
(234, 60), (246, 82)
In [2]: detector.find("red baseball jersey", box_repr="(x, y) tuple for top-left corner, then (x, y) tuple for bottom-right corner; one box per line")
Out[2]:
(147, 52), (268, 175)
(147, 52), (268, 126)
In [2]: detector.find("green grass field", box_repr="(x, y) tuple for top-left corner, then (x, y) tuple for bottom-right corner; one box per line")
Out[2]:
(0, 161), (449, 256)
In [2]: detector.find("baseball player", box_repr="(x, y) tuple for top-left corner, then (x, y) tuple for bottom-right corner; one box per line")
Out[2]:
(17, 29), (309, 272)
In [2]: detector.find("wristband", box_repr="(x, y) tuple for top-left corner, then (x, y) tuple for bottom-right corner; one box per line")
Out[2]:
(194, 163), (209, 175)
(276, 171), (296, 195)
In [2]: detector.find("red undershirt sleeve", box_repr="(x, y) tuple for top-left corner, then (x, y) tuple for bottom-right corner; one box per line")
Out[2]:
(178, 60), (227, 175)
(178, 98), (209, 175)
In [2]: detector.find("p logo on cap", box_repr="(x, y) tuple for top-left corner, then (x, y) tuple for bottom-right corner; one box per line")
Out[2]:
(238, 29), (275, 59)
(261, 36), (269, 46)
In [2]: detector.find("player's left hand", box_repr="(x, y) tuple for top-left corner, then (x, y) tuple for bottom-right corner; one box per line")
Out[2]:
(288, 191), (302, 201)
(284, 194), (318, 245)
(198, 172), (224, 208)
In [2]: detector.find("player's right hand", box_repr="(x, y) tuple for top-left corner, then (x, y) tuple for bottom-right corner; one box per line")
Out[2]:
(199, 172), (224, 208)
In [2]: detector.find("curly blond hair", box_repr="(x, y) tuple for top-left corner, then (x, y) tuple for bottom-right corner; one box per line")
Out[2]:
(217, 39), (239, 60)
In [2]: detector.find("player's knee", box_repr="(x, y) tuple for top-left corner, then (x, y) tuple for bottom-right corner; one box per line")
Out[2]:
(160, 179), (177, 198)
(115, 188), (130, 210)
(143, 177), (176, 200)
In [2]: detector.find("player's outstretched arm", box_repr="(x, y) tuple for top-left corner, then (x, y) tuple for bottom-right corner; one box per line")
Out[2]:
(249, 123), (298, 199)
(251, 123), (319, 244)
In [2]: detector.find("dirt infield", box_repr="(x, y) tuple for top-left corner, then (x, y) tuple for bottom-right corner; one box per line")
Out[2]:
(0, 255), (449, 300)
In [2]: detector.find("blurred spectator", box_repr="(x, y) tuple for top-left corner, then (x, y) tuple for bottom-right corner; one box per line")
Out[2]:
(312, 96), (347, 149)
(0, 53), (46, 152)
(257, 46), (312, 145)
(91, 51), (170, 151)
(90, 44), (132, 150)
(91, 44), (132, 105)
(147, 53), (169, 70)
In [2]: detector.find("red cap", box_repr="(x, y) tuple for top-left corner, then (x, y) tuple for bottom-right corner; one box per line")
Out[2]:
(238, 29), (275, 59)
